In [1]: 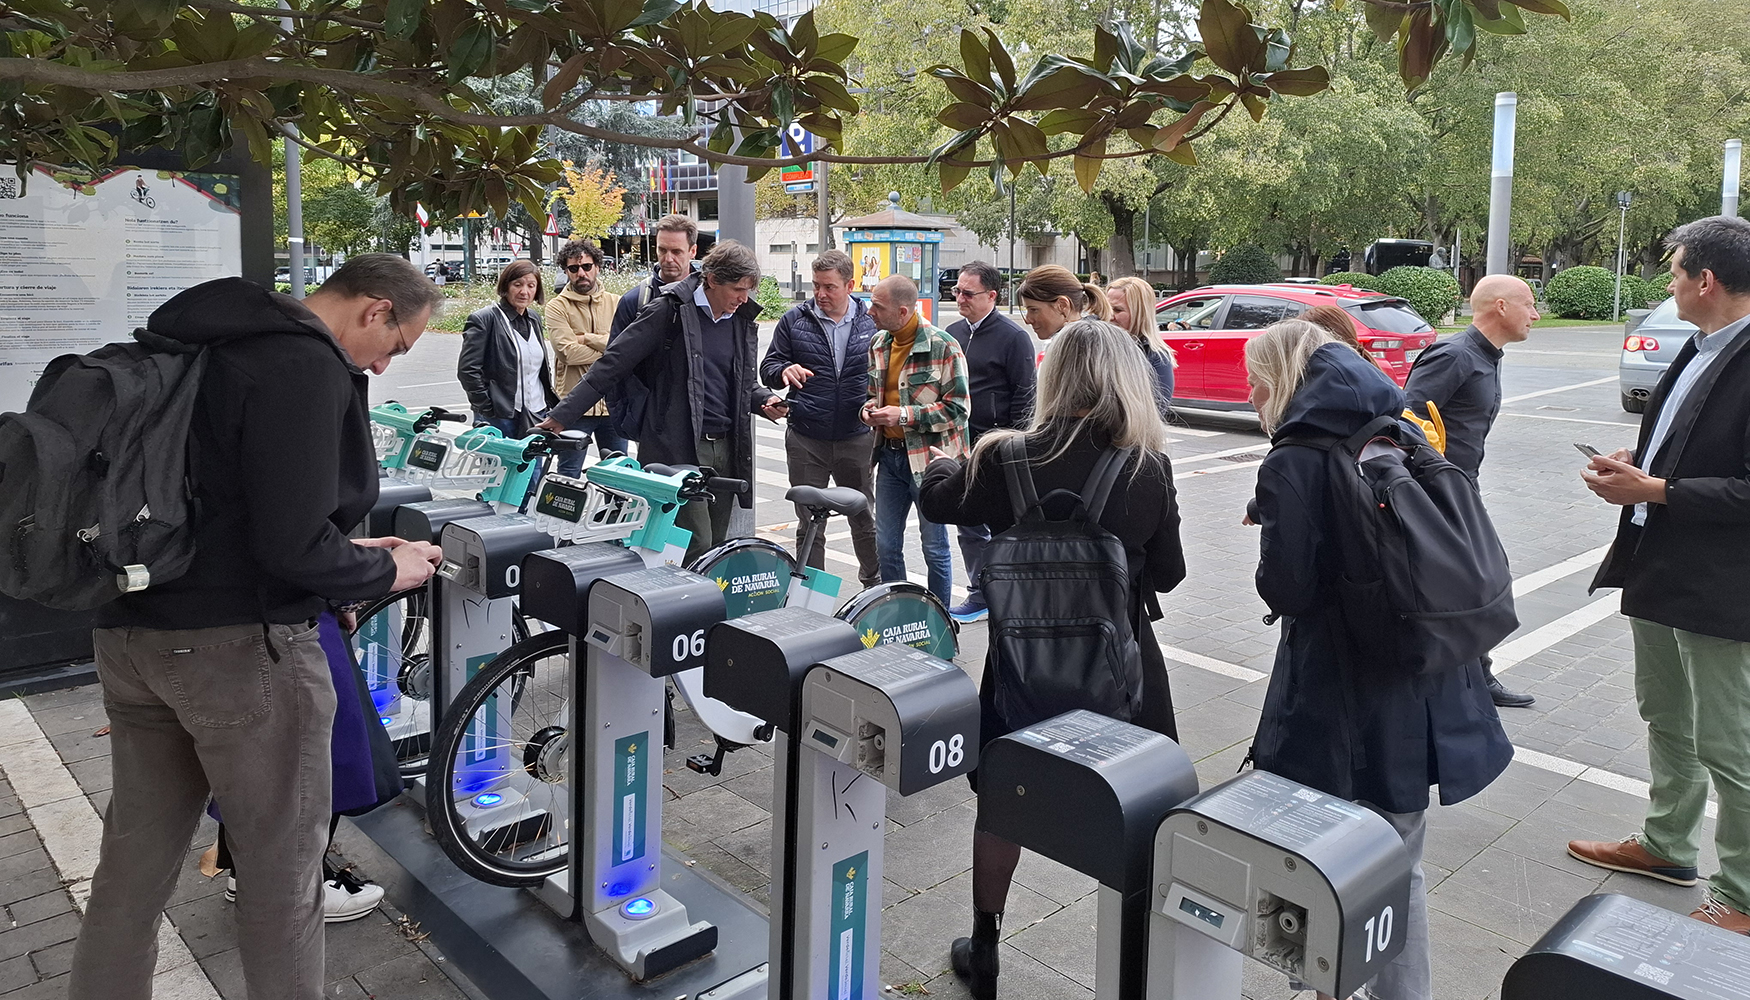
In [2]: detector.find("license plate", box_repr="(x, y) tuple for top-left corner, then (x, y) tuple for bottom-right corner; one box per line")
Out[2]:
(1404, 348), (1423, 364)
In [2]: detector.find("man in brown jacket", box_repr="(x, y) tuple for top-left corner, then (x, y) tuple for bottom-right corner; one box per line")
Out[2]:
(544, 238), (627, 475)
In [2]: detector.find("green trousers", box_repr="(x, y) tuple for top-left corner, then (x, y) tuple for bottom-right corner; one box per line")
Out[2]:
(1634, 617), (1750, 911)
(676, 434), (736, 566)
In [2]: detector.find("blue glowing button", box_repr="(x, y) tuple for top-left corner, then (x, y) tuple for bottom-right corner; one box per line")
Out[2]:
(379, 716), (395, 726)
(471, 792), (504, 808)
(620, 897), (658, 920)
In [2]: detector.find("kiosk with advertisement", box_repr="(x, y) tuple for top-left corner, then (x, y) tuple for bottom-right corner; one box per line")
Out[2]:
(837, 192), (951, 323)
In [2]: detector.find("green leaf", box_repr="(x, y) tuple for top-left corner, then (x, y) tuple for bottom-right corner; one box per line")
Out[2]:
(1475, 2), (1527, 33)
(1198, 0), (1262, 76)
(804, 74), (857, 113)
(1262, 27), (1291, 73)
(933, 69), (997, 106)
(960, 29), (992, 90)
(630, 0), (685, 28)
(1093, 24), (1119, 73)
(938, 102), (990, 130)
(1139, 73), (1212, 103)
(1073, 135), (1107, 193)
(1039, 108), (1103, 135)
(1012, 58), (1109, 112)
(983, 27), (1017, 92)
(938, 159), (972, 194)
(1506, 0), (1570, 17)
(1005, 117), (1048, 161)
(1152, 99), (1217, 150)
(385, 0), (421, 35)
(1162, 141), (1197, 166)
(814, 32), (857, 65)
(1255, 65), (1329, 97)
(1241, 91), (1266, 121)
(1470, 0), (1503, 18)
(790, 10), (819, 54)
(542, 53), (589, 109)
(602, 0), (645, 33)
(446, 23), (494, 83)
(1364, 2), (1403, 42)
(1446, 2), (1475, 59)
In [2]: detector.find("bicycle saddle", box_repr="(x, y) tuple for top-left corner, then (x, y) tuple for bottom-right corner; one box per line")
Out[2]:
(785, 485), (869, 518)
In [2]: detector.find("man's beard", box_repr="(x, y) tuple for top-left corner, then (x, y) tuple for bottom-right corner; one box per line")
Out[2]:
(571, 277), (596, 295)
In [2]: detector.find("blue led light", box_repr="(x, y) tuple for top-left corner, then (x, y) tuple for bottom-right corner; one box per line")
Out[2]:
(621, 897), (657, 919)
(471, 792), (504, 807)
(608, 881), (634, 898)
(379, 716), (394, 726)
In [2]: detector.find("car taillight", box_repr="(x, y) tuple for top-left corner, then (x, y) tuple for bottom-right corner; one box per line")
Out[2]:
(1367, 339), (1402, 350)
(1624, 335), (1659, 352)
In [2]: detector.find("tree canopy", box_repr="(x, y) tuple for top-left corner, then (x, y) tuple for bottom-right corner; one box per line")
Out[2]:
(0, 0), (1569, 221)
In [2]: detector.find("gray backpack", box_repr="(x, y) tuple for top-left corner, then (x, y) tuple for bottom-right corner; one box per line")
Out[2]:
(0, 329), (209, 610)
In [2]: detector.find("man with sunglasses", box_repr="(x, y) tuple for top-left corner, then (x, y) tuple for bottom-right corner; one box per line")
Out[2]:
(942, 260), (1035, 623)
(545, 238), (628, 475)
(71, 255), (446, 1000)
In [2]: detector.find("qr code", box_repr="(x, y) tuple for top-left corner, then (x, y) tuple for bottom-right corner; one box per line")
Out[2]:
(0, 176), (17, 199)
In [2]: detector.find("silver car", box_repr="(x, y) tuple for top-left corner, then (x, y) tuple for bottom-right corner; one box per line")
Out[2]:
(1619, 297), (1695, 413)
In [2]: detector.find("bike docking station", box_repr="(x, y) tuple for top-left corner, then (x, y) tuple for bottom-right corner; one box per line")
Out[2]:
(1503, 892), (1750, 999)
(704, 607), (981, 1000)
(977, 710), (1411, 999)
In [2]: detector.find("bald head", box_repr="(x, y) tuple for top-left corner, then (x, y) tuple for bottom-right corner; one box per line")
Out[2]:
(1470, 274), (1539, 346)
(868, 274), (920, 332)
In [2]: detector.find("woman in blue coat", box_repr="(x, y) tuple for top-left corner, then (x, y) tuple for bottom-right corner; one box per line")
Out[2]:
(1244, 320), (1512, 1000)
(1105, 277), (1175, 418)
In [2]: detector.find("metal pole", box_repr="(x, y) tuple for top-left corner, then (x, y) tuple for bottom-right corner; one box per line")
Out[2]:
(1453, 227), (1461, 286)
(1613, 207), (1627, 322)
(817, 158), (831, 254)
(1725, 139), (1743, 218)
(1485, 92), (1518, 276)
(1007, 182), (1017, 314)
(281, 1), (304, 298)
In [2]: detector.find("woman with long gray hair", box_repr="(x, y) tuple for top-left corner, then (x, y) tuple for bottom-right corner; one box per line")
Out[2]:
(918, 319), (1186, 999)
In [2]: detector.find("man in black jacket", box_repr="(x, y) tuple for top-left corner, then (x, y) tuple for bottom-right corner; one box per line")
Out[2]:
(612, 213), (699, 336)
(70, 256), (446, 1000)
(1402, 272), (1539, 708)
(1570, 216), (1750, 934)
(540, 240), (784, 563)
(943, 261), (1036, 623)
(761, 250), (880, 585)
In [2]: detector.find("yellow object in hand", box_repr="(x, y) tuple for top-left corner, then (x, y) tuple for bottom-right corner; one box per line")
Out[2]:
(1401, 400), (1447, 454)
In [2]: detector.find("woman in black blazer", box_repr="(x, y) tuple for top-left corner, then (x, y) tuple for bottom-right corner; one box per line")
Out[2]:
(918, 319), (1185, 1000)
(457, 260), (558, 436)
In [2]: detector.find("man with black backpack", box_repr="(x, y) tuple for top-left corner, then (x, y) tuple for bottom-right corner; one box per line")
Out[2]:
(1402, 273), (1541, 708)
(61, 257), (445, 1000)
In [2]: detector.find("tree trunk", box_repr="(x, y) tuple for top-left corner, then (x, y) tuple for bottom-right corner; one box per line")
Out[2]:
(1101, 193), (1138, 277)
(526, 224), (544, 264)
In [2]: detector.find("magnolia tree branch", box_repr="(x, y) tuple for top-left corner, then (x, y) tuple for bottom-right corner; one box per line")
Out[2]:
(0, 56), (1221, 172)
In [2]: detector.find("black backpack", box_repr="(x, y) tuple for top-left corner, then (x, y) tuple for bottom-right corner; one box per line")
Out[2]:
(0, 329), (208, 610)
(981, 437), (1145, 729)
(1278, 414), (1518, 676)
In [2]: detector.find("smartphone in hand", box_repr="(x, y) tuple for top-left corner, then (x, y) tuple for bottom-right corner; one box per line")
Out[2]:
(1574, 442), (1601, 459)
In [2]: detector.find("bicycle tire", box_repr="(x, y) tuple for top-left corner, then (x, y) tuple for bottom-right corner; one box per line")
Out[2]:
(687, 537), (798, 617)
(425, 630), (575, 887)
(837, 581), (959, 659)
(348, 588), (434, 780)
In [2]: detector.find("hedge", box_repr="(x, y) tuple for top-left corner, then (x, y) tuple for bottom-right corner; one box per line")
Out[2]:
(756, 275), (788, 319)
(1545, 265), (1618, 319)
(1209, 244), (1283, 285)
(1377, 266), (1462, 325)
(1320, 271), (1387, 292)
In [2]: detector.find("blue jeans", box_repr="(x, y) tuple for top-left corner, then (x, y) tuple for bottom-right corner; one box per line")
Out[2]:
(875, 443), (952, 607)
(553, 415), (630, 478)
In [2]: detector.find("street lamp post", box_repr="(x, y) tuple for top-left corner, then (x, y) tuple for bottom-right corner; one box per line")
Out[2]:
(1725, 139), (1742, 218)
(1612, 190), (1632, 323)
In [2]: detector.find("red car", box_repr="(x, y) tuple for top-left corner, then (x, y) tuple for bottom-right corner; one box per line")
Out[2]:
(1154, 284), (1436, 410)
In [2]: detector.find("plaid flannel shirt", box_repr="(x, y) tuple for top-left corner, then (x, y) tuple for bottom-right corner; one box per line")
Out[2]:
(867, 318), (970, 482)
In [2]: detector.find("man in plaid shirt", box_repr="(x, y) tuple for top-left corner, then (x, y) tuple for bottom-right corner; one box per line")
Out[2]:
(862, 274), (969, 608)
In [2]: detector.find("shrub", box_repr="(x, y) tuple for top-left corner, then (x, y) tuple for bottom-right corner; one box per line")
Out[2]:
(756, 275), (787, 319)
(1377, 266), (1463, 325)
(1545, 265), (1618, 319)
(1641, 271), (1673, 303)
(1208, 244), (1283, 285)
(1320, 271), (1387, 292)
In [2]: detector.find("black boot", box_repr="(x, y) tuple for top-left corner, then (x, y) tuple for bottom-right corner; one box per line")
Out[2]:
(951, 909), (1002, 1000)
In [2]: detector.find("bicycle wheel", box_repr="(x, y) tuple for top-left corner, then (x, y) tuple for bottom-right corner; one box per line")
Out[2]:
(687, 537), (798, 616)
(425, 630), (574, 887)
(348, 588), (434, 780)
(837, 581), (959, 659)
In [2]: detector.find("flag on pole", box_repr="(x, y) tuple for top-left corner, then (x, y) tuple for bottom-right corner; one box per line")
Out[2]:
(415, 203), (429, 228)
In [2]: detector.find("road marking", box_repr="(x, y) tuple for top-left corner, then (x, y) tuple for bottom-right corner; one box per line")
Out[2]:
(1509, 349), (1620, 358)
(1502, 376), (1616, 405)
(388, 380), (461, 390)
(1490, 592), (1622, 673)
(1512, 746), (1717, 820)
(1160, 644), (1267, 682)
(1512, 544), (1612, 598)
(1176, 442), (1273, 464)
(1499, 412), (1639, 428)
(0, 699), (222, 995)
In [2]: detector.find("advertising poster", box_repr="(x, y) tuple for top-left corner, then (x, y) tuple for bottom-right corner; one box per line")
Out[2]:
(850, 243), (887, 294)
(0, 164), (243, 411)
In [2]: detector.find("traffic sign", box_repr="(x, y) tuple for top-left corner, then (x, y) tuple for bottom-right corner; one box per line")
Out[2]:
(781, 124), (816, 193)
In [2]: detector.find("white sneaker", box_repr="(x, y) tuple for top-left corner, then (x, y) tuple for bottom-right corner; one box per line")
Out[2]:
(323, 877), (384, 923)
(224, 876), (237, 903)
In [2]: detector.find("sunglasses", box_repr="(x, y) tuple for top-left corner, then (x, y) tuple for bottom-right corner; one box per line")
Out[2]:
(564, 261), (598, 273)
(952, 287), (993, 298)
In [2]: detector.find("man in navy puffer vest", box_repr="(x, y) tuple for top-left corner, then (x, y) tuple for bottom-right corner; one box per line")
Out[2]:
(761, 250), (880, 586)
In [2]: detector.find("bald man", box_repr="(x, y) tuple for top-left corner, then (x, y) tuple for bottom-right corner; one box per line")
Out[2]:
(1404, 273), (1541, 708)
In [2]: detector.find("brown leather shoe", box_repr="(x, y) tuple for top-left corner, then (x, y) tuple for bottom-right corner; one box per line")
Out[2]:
(1692, 896), (1750, 934)
(1567, 835), (1699, 886)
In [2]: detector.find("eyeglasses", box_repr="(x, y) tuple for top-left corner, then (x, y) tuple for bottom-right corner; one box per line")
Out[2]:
(564, 261), (597, 273)
(952, 287), (993, 299)
(373, 298), (415, 358)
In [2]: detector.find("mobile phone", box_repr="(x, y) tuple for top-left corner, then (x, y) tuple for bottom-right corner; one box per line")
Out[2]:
(1574, 442), (1601, 459)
